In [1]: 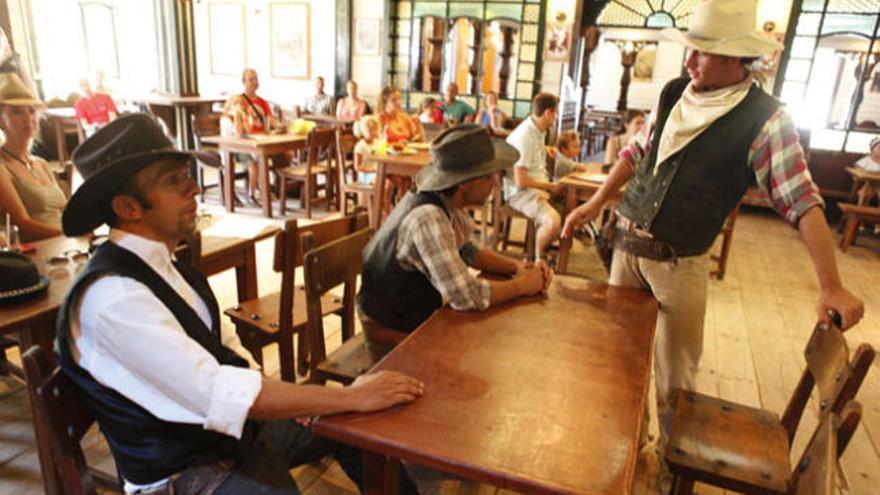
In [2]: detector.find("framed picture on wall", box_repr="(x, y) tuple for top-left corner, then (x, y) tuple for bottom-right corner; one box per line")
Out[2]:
(355, 19), (381, 56)
(208, 2), (246, 76)
(269, 2), (310, 79)
(544, 22), (570, 61)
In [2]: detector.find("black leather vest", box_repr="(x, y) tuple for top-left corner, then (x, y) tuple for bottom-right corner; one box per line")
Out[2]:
(358, 191), (451, 332)
(55, 242), (250, 485)
(616, 77), (781, 256)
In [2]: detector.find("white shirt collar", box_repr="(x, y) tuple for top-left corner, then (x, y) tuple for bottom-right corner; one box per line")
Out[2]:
(109, 228), (176, 273)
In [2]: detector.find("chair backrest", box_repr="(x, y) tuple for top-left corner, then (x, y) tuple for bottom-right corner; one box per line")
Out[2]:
(306, 127), (336, 167)
(271, 213), (370, 333)
(22, 346), (98, 495)
(788, 400), (862, 495)
(301, 227), (374, 383)
(335, 127), (358, 189)
(780, 320), (874, 445)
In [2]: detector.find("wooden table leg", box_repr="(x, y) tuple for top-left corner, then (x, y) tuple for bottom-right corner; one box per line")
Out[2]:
(258, 152), (272, 218)
(371, 162), (388, 229)
(236, 244), (259, 302)
(53, 118), (67, 163)
(363, 451), (399, 495)
(556, 185), (578, 273)
(223, 149), (236, 213)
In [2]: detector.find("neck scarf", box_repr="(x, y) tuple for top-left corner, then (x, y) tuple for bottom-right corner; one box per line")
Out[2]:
(654, 76), (754, 175)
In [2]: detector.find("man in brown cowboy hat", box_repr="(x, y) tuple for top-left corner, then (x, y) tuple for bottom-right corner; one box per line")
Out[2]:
(358, 124), (550, 336)
(56, 113), (423, 494)
(562, 0), (864, 448)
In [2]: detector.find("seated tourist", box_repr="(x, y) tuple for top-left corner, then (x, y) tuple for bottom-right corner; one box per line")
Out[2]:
(441, 83), (475, 124)
(604, 109), (645, 166)
(418, 97), (442, 124)
(358, 124), (550, 335)
(0, 73), (64, 242)
(74, 77), (118, 136)
(57, 114), (423, 494)
(336, 79), (367, 121)
(378, 85), (423, 144)
(222, 68), (281, 204)
(354, 115), (380, 183)
(855, 136), (880, 205)
(476, 90), (507, 137)
(504, 92), (563, 262)
(302, 76), (334, 116)
(553, 130), (589, 180)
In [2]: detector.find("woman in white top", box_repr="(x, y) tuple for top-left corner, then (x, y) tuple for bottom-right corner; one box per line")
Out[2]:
(0, 73), (65, 242)
(604, 109), (645, 165)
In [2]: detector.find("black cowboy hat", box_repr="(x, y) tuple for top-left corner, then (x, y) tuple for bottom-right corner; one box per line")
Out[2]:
(415, 124), (519, 192)
(0, 252), (49, 305)
(62, 113), (196, 236)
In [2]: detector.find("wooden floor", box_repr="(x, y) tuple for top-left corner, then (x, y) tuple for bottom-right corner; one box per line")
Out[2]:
(0, 206), (878, 494)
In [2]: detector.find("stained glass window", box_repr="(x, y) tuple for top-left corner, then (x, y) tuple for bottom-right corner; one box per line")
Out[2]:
(596, 0), (699, 29)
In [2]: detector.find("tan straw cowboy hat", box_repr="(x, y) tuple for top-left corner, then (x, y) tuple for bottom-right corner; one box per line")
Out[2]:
(0, 73), (44, 107)
(662, 0), (782, 58)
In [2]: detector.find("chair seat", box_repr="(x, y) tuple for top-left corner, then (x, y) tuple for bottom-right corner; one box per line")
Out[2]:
(224, 285), (344, 335)
(316, 332), (392, 385)
(276, 164), (329, 178)
(666, 390), (791, 494)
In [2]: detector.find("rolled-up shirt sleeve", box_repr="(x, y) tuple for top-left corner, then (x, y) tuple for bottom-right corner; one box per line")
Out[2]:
(76, 277), (262, 439)
(749, 108), (824, 227)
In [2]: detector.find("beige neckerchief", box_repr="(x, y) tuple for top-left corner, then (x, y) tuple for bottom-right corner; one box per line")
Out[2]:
(654, 75), (754, 175)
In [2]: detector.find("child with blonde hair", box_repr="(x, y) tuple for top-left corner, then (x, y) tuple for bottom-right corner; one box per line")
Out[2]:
(554, 130), (589, 179)
(354, 115), (381, 183)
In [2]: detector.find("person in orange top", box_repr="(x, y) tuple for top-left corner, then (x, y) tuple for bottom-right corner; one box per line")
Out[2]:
(377, 86), (423, 144)
(222, 68), (281, 203)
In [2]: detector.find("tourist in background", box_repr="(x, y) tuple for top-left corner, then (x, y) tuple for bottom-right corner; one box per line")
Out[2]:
(336, 79), (367, 121)
(442, 82), (475, 124)
(476, 90), (507, 137)
(604, 109), (645, 165)
(302, 76), (334, 116)
(75, 76), (118, 136)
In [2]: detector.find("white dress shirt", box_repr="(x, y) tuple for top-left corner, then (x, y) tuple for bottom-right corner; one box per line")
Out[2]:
(70, 230), (263, 492)
(503, 116), (548, 198)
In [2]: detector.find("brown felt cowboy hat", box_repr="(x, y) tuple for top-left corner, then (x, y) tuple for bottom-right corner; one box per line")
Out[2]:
(415, 124), (519, 192)
(62, 113), (197, 236)
(661, 0), (782, 58)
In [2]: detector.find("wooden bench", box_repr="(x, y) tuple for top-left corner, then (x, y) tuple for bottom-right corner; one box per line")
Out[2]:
(838, 203), (880, 252)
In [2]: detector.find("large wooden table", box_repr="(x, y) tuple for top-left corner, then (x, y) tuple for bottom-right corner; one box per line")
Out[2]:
(313, 274), (658, 495)
(556, 173), (623, 273)
(201, 133), (308, 218)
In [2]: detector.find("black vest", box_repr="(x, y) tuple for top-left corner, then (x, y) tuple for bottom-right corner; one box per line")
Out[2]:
(55, 242), (251, 485)
(617, 77), (781, 256)
(358, 191), (452, 332)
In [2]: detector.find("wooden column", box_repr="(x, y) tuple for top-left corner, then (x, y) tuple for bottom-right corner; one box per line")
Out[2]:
(468, 19), (481, 95)
(173, 0), (198, 97)
(335, 0), (352, 98)
(498, 26), (515, 99)
(428, 18), (444, 92)
(617, 49), (636, 112)
(577, 26), (601, 112)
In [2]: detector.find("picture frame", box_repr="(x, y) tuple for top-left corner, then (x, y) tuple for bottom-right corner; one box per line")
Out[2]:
(269, 2), (310, 79)
(544, 22), (570, 61)
(355, 18), (381, 56)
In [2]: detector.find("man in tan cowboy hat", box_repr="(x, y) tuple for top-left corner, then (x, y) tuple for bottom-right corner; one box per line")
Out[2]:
(562, 0), (864, 447)
(56, 113), (424, 494)
(358, 124), (550, 336)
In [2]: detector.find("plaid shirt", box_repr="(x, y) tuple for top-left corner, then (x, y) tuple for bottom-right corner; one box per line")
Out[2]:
(619, 107), (823, 226)
(395, 200), (491, 312)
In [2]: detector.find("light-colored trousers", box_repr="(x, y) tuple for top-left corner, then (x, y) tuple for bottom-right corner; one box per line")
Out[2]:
(609, 248), (710, 445)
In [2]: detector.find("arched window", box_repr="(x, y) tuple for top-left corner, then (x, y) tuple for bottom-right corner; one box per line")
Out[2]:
(596, 0), (697, 29)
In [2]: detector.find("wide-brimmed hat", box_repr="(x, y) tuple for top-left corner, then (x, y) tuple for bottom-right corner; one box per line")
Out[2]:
(0, 252), (49, 305)
(416, 124), (519, 192)
(661, 0), (782, 58)
(0, 73), (45, 107)
(62, 113), (195, 236)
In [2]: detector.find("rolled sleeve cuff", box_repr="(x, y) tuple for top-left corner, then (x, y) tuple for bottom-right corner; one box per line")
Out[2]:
(785, 194), (825, 227)
(205, 366), (262, 438)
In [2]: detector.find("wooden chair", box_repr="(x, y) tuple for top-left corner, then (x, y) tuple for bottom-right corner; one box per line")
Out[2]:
(335, 127), (375, 219)
(838, 203), (880, 252)
(302, 227), (394, 385)
(190, 113), (243, 206)
(500, 206), (537, 262)
(224, 213), (368, 382)
(275, 127), (337, 218)
(22, 346), (123, 495)
(789, 401), (859, 495)
(665, 320), (875, 495)
(710, 202), (742, 280)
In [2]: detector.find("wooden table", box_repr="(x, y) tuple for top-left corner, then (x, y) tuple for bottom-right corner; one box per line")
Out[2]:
(846, 167), (880, 205)
(201, 133), (308, 218)
(43, 107), (80, 163)
(556, 173), (623, 273)
(301, 113), (355, 129)
(313, 275), (658, 495)
(132, 95), (225, 151)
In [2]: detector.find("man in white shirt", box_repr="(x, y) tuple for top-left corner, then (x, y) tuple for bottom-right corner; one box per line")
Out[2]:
(504, 92), (562, 261)
(56, 114), (423, 494)
(302, 76), (334, 116)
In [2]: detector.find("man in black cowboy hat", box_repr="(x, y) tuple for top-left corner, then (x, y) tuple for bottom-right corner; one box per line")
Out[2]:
(56, 113), (423, 494)
(358, 124), (550, 336)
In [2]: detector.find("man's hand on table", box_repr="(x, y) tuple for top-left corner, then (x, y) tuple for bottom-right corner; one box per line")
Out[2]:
(346, 371), (425, 412)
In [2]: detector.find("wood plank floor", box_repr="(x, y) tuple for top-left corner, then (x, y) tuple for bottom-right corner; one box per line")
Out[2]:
(0, 206), (878, 494)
